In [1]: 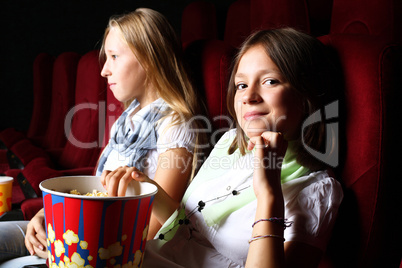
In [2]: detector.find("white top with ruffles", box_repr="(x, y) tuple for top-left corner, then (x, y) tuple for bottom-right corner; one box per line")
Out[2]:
(143, 129), (343, 268)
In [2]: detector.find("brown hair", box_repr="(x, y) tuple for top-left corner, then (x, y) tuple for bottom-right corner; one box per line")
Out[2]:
(227, 28), (338, 170)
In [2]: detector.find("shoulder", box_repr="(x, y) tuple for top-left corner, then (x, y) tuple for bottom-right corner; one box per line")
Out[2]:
(283, 170), (344, 250)
(283, 170), (343, 206)
(156, 113), (197, 154)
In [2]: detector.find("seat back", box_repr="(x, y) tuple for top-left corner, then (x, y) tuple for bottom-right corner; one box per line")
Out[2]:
(318, 34), (402, 267)
(224, 0), (251, 48)
(41, 52), (80, 150)
(184, 39), (235, 139)
(58, 50), (106, 169)
(181, 1), (218, 49)
(250, 0), (310, 33)
(26, 53), (55, 139)
(330, 0), (402, 43)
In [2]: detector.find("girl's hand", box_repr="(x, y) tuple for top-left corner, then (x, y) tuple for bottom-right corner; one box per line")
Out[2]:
(25, 208), (47, 258)
(101, 166), (152, 196)
(248, 131), (288, 199)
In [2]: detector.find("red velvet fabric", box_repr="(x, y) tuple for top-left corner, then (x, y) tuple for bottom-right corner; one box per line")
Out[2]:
(0, 53), (54, 149)
(181, 1), (218, 49)
(40, 52), (81, 150)
(250, 0), (310, 33)
(330, 0), (402, 43)
(27, 53), (55, 139)
(58, 50), (107, 170)
(224, 0), (251, 48)
(184, 39), (235, 132)
(1, 52), (80, 170)
(317, 34), (402, 268)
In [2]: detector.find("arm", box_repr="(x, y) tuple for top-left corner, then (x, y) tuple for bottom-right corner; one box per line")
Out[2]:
(245, 133), (323, 268)
(101, 147), (193, 239)
(25, 208), (48, 259)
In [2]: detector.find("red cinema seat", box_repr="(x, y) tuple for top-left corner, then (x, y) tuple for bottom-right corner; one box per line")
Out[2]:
(224, 0), (251, 48)
(184, 39), (235, 138)
(250, 0), (310, 33)
(0, 53), (55, 150)
(330, 0), (402, 43)
(317, 34), (402, 267)
(6, 50), (105, 204)
(5, 52), (80, 169)
(181, 1), (218, 49)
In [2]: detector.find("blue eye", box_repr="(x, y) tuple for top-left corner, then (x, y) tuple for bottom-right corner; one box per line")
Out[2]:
(236, 83), (247, 90)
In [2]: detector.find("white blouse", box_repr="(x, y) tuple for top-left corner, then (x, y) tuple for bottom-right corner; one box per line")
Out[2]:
(143, 129), (343, 267)
(102, 106), (196, 180)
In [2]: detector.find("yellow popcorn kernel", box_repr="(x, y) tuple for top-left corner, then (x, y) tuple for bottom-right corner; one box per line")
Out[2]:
(80, 240), (88, 249)
(47, 223), (55, 243)
(110, 258), (116, 265)
(134, 250), (142, 266)
(142, 225), (149, 241)
(71, 252), (85, 267)
(122, 234), (127, 241)
(54, 239), (65, 257)
(98, 242), (123, 260)
(87, 255), (93, 261)
(63, 255), (70, 264)
(63, 230), (79, 245)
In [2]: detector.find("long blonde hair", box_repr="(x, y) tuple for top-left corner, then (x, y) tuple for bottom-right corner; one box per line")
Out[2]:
(100, 8), (205, 178)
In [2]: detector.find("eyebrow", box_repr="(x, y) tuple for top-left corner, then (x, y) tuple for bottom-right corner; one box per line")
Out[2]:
(235, 69), (281, 78)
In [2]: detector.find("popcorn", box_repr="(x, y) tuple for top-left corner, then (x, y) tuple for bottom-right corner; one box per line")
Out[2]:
(69, 189), (108, 197)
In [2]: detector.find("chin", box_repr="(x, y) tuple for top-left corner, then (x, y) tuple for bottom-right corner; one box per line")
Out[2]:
(244, 130), (264, 139)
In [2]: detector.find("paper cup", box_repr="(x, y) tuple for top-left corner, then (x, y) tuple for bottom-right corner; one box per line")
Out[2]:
(0, 176), (13, 216)
(40, 176), (157, 268)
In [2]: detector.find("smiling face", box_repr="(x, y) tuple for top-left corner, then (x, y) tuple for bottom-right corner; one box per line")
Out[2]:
(234, 45), (304, 140)
(101, 27), (157, 107)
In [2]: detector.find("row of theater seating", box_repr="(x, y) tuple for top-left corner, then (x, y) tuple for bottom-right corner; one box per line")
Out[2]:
(0, 0), (401, 267)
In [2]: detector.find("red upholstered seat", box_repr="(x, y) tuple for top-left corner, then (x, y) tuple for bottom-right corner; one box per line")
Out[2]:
(224, 0), (251, 48)
(250, 0), (310, 33)
(0, 53), (55, 149)
(16, 50), (107, 218)
(0, 52), (79, 173)
(184, 39), (235, 139)
(57, 50), (107, 170)
(317, 34), (402, 267)
(330, 0), (402, 43)
(181, 1), (218, 49)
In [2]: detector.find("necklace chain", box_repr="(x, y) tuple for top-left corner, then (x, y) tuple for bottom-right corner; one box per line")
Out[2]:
(158, 185), (251, 240)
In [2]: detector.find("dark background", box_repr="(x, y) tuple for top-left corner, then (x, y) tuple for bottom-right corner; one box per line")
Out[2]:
(0, 0), (235, 132)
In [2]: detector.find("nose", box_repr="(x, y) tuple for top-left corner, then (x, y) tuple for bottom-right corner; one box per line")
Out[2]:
(100, 61), (110, 78)
(242, 84), (262, 104)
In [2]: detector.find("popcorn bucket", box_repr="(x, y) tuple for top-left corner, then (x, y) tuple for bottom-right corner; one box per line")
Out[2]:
(0, 176), (13, 216)
(40, 176), (157, 268)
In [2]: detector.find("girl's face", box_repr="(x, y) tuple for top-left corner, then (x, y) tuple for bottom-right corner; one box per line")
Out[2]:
(101, 27), (157, 107)
(234, 45), (304, 140)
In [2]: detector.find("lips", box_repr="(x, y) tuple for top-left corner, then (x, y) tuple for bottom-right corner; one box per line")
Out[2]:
(108, 83), (116, 90)
(243, 111), (266, 121)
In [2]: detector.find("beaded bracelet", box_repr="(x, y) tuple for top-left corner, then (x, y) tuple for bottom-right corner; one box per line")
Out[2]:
(248, 234), (285, 243)
(252, 217), (293, 229)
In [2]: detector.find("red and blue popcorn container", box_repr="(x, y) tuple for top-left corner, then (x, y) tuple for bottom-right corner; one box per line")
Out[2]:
(39, 176), (157, 268)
